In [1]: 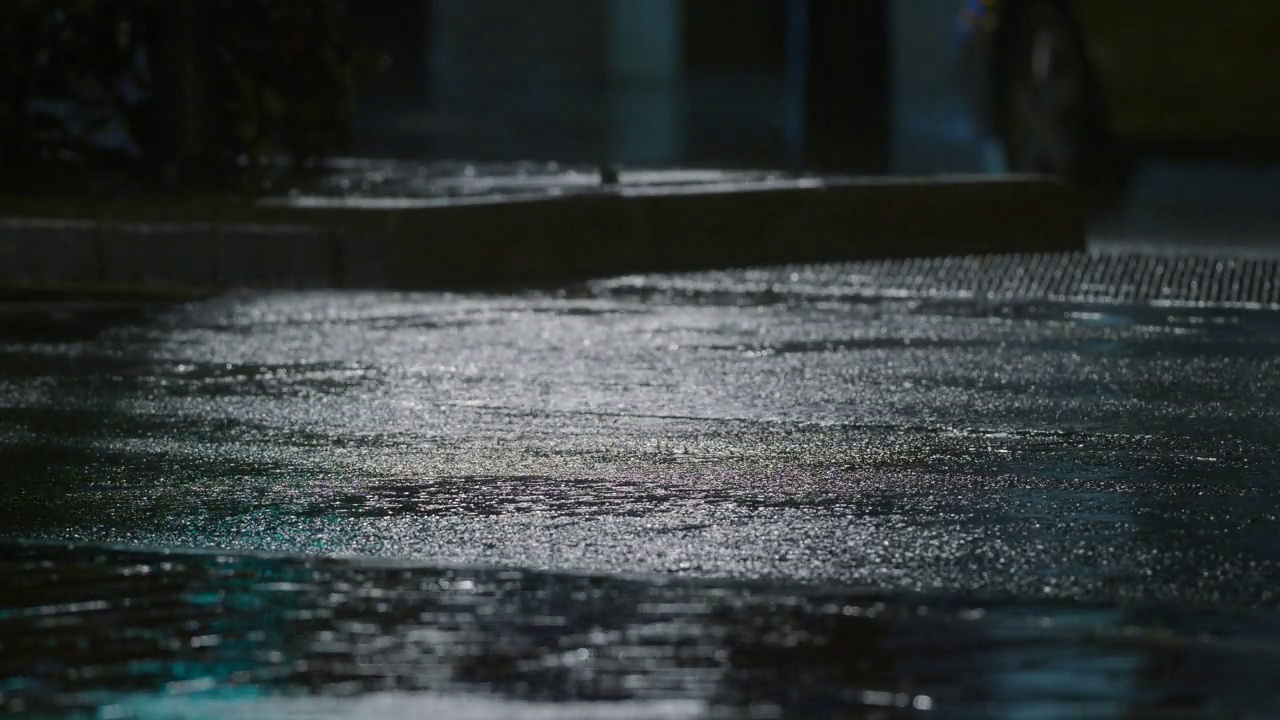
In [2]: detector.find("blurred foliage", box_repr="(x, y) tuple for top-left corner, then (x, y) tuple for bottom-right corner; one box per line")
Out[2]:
(0, 0), (373, 193)
(208, 0), (378, 192)
(0, 0), (151, 188)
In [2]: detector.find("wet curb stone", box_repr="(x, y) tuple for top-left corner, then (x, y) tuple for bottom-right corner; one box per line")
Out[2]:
(0, 175), (1083, 291)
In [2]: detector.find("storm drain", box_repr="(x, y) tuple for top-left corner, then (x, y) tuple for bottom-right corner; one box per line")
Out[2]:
(595, 252), (1280, 309)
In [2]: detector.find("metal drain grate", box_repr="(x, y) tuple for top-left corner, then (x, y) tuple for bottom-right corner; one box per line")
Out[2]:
(596, 252), (1280, 309)
(843, 252), (1280, 307)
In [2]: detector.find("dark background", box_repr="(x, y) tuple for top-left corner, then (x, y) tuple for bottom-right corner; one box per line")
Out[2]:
(347, 0), (889, 172)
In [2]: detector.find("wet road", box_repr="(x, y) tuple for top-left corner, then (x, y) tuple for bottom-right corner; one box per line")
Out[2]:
(3, 252), (1280, 718)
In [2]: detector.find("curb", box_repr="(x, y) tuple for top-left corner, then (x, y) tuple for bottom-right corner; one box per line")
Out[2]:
(0, 175), (1083, 291)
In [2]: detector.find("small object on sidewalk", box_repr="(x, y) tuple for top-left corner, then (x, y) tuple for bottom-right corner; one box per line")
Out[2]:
(598, 162), (619, 187)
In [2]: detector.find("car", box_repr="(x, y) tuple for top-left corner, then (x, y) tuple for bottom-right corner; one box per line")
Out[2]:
(955, 0), (1280, 199)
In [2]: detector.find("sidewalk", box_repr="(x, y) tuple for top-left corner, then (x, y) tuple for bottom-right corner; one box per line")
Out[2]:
(0, 162), (1084, 291)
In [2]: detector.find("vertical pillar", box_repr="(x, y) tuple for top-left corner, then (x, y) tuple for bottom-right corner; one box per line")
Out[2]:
(606, 0), (684, 164)
(783, 0), (809, 173)
(804, 0), (890, 174)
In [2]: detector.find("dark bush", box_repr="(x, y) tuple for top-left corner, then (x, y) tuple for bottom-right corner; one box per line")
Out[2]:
(0, 0), (369, 193)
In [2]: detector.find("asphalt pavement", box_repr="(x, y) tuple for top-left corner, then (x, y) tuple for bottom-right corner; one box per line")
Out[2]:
(3, 252), (1280, 718)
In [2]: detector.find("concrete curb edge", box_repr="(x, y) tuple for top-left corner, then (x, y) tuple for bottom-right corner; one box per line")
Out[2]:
(0, 175), (1084, 290)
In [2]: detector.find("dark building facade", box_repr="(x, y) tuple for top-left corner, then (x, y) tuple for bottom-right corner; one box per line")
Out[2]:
(348, 0), (889, 172)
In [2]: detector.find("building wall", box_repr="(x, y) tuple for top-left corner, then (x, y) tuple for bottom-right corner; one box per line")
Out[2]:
(888, 0), (997, 174)
(429, 0), (612, 161)
(349, 0), (888, 171)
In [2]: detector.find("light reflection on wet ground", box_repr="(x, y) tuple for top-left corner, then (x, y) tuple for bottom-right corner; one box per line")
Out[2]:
(5, 541), (1278, 719)
(3, 256), (1280, 717)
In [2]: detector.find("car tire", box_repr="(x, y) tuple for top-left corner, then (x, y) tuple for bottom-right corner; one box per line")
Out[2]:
(1002, 0), (1132, 210)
